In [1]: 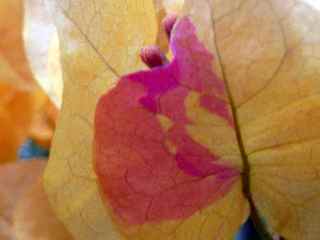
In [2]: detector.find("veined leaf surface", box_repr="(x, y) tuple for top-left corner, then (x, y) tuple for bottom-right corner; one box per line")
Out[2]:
(45, 0), (320, 239)
(184, 0), (320, 239)
(44, 1), (158, 239)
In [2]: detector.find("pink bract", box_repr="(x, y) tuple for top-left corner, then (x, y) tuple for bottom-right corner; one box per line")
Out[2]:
(94, 17), (240, 225)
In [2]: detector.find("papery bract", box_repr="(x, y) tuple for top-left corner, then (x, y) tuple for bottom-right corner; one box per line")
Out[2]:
(184, 0), (320, 239)
(43, 1), (158, 239)
(0, 0), (34, 163)
(0, 0), (58, 162)
(95, 18), (248, 239)
(45, 0), (320, 239)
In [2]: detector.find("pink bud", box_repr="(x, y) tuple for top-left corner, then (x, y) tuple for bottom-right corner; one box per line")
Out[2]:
(140, 46), (168, 68)
(162, 14), (177, 38)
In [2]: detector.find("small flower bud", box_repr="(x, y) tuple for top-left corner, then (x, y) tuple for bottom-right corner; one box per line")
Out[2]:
(162, 14), (177, 38)
(140, 46), (168, 68)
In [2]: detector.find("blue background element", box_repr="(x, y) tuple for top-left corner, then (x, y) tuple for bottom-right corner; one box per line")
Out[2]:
(236, 219), (261, 240)
(19, 139), (49, 159)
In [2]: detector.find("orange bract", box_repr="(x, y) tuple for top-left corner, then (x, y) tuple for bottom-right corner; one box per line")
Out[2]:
(0, 0), (34, 84)
(0, 0), (59, 163)
(0, 0), (34, 163)
(0, 59), (33, 163)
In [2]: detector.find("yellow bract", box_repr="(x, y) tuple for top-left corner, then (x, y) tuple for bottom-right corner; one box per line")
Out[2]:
(186, 0), (320, 239)
(44, 1), (158, 239)
(29, 90), (59, 148)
